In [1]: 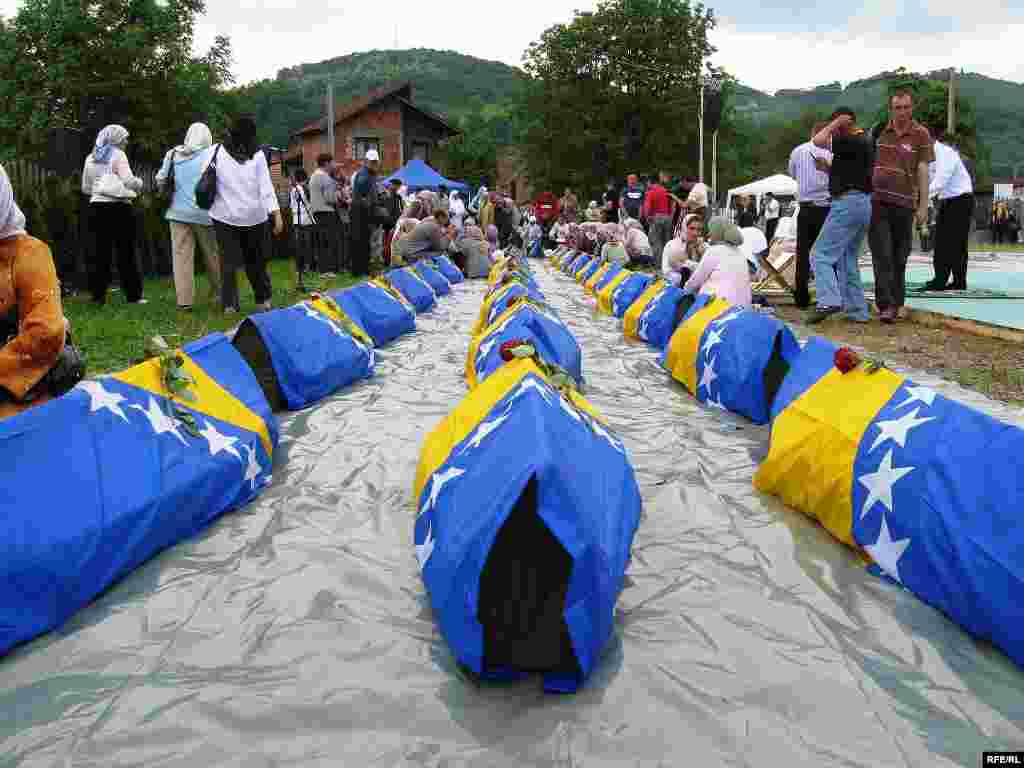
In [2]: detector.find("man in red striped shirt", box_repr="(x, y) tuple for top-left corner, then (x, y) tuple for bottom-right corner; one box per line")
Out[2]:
(868, 89), (934, 323)
(643, 171), (675, 267)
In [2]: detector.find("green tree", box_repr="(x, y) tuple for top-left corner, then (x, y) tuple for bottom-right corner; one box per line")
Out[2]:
(0, 0), (234, 165)
(520, 0), (715, 196)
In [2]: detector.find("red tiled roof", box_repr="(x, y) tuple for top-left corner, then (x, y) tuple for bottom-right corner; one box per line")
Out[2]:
(293, 81), (414, 137)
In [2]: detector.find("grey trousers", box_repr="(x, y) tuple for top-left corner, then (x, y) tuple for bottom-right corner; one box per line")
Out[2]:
(649, 215), (674, 266)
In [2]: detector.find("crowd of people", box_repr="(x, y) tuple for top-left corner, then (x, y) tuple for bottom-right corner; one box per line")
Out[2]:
(0, 86), (1003, 425)
(787, 88), (975, 325)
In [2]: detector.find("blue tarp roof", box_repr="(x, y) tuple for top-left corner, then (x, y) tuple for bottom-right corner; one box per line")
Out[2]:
(382, 159), (470, 194)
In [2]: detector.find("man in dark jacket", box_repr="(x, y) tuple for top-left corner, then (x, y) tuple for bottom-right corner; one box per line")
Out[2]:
(349, 149), (381, 276)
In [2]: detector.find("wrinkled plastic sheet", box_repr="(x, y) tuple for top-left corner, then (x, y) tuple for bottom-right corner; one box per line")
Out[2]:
(3, 267), (1024, 767)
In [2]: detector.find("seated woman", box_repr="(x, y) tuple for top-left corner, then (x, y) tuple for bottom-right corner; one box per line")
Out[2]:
(682, 217), (752, 308)
(390, 218), (419, 266)
(601, 223), (628, 265)
(403, 209), (452, 263)
(455, 223), (491, 278)
(662, 214), (706, 287)
(0, 164), (75, 420)
(622, 218), (653, 268)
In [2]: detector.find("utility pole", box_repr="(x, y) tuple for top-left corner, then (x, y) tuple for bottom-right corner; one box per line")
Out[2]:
(698, 78), (705, 182)
(326, 82), (335, 159)
(947, 68), (957, 136)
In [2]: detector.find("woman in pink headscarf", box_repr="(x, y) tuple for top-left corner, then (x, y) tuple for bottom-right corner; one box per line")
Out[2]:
(485, 224), (499, 257)
(662, 214), (705, 286)
(621, 218), (653, 267)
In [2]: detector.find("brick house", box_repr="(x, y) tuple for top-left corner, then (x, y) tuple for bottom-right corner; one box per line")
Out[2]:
(286, 81), (459, 179)
(494, 147), (533, 205)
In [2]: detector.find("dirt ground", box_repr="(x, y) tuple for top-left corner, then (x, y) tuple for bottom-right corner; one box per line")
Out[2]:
(772, 304), (1024, 407)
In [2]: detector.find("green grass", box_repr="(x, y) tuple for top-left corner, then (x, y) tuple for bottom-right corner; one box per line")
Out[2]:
(953, 364), (1024, 407)
(65, 260), (359, 375)
(969, 243), (1024, 252)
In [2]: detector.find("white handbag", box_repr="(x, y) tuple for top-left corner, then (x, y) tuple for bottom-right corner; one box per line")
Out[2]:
(93, 172), (137, 200)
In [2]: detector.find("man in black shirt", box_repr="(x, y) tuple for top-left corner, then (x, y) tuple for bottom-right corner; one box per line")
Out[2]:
(805, 107), (873, 324)
(602, 180), (620, 223)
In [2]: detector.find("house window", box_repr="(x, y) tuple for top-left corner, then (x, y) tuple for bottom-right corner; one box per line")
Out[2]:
(412, 141), (430, 163)
(353, 137), (380, 161)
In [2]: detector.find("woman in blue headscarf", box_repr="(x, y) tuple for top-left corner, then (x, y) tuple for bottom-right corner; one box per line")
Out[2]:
(80, 125), (146, 305)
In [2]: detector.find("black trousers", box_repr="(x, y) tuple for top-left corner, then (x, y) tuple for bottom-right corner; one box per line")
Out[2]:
(315, 214), (344, 273)
(868, 202), (914, 310)
(89, 202), (142, 303)
(765, 217), (778, 243)
(933, 193), (973, 287)
(794, 204), (830, 308)
(214, 220), (273, 309)
(294, 224), (317, 284)
(349, 207), (371, 277)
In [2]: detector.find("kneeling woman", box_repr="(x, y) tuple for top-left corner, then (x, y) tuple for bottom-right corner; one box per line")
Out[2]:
(0, 164), (76, 420)
(682, 217), (752, 307)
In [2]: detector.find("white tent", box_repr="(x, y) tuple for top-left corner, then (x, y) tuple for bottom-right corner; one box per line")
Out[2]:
(725, 174), (799, 215)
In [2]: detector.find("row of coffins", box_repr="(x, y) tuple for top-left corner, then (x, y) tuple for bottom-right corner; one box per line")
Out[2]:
(0, 255), (464, 658)
(546, 245), (1024, 674)
(413, 250), (642, 693)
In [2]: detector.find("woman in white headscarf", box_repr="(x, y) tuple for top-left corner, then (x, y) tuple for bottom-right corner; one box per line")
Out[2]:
(683, 216), (752, 307)
(80, 124), (146, 305)
(448, 191), (466, 233)
(156, 122), (222, 310)
(0, 164), (69, 420)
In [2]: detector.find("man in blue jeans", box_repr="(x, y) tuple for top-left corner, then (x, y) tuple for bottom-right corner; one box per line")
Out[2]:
(805, 107), (873, 324)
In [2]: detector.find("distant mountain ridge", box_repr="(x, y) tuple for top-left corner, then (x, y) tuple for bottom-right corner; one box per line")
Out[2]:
(230, 51), (1024, 175)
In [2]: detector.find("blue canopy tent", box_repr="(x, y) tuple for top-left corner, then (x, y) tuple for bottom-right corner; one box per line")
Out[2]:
(383, 159), (471, 195)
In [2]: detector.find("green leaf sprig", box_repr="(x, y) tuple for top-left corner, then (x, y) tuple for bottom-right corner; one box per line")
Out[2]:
(148, 335), (201, 438)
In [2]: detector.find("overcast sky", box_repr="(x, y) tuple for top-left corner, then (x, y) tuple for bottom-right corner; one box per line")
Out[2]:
(2, 0), (1023, 92)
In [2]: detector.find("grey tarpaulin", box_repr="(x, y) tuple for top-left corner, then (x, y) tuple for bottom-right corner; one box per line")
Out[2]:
(3, 266), (1024, 766)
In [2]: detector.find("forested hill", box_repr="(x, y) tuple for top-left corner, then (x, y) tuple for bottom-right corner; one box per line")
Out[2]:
(733, 70), (1024, 176)
(229, 49), (526, 148)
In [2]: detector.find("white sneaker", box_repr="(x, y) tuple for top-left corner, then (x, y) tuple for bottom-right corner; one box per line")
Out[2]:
(224, 306), (238, 315)
(257, 300), (272, 311)
(129, 298), (148, 305)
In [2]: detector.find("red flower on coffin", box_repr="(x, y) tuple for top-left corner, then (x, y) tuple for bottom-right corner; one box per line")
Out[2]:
(499, 338), (535, 362)
(834, 346), (861, 373)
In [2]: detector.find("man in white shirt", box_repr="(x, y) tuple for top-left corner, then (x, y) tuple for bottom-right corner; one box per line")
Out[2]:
(763, 193), (781, 242)
(925, 132), (974, 291)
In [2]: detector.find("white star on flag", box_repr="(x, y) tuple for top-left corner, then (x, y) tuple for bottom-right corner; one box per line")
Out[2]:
(707, 394), (728, 411)
(243, 443), (265, 490)
(198, 418), (241, 461)
(864, 513), (911, 584)
(713, 310), (741, 327)
(476, 336), (501, 369)
(869, 407), (935, 453)
(78, 379), (129, 422)
(416, 522), (436, 570)
(701, 328), (724, 357)
(858, 449), (914, 520)
(130, 397), (187, 445)
(418, 466), (466, 518)
(698, 357), (719, 393)
(512, 377), (553, 404)
(459, 408), (512, 454)
(895, 384), (937, 411)
(558, 395), (583, 422)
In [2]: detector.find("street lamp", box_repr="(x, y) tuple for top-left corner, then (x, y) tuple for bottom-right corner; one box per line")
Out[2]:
(699, 73), (724, 205)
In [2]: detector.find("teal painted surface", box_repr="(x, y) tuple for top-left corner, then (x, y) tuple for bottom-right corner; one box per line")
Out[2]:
(859, 266), (1024, 329)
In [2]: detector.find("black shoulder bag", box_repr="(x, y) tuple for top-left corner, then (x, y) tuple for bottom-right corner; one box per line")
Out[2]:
(195, 144), (221, 210)
(159, 149), (176, 205)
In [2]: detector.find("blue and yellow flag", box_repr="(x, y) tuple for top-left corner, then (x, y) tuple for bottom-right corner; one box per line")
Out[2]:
(559, 250), (579, 272)
(432, 255), (465, 284)
(385, 267), (437, 313)
(572, 255), (594, 280)
(593, 263), (625, 293)
(241, 302), (375, 410)
(466, 302), (582, 390)
(622, 280), (685, 349)
(329, 281), (416, 347)
(610, 273), (653, 318)
(565, 252), (586, 275)
(578, 258), (604, 285)
(598, 268), (626, 313)
(755, 335), (1024, 671)
(583, 262), (610, 294)
(0, 333), (277, 657)
(414, 261), (452, 296)
(414, 358), (641, 692)
(662, 298), (801, 424)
